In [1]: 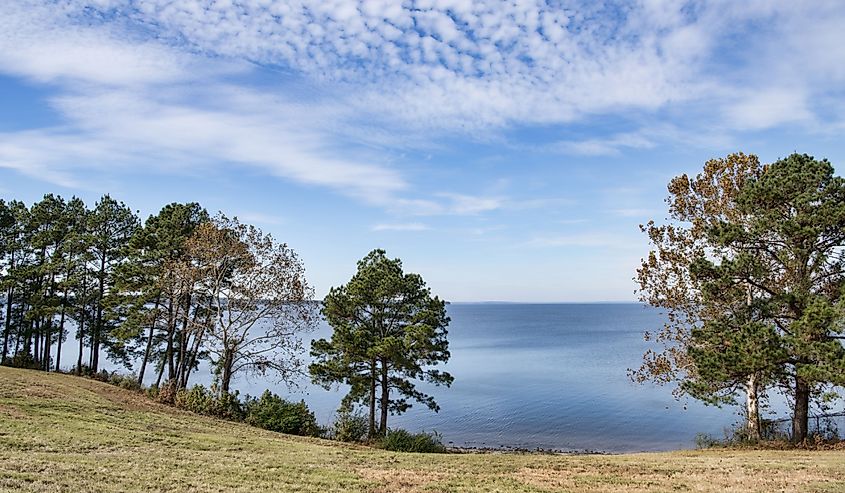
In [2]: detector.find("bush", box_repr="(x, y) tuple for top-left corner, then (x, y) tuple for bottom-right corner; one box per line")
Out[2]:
(108, 373), (142, 392)
(694, 433), (722, 449)
(377, 429), (446, 453)
(213, 389), (245, 421)
(173, 384), (244, 421)
(146, 384), (160, 401)
(155, 381), (179, 405)
(331, 408), (369, 443)
(70, 364), (94, 376)
(175, 384), (214, 414)
(2, 352), (40, 370)
(244, 390), (320, 437)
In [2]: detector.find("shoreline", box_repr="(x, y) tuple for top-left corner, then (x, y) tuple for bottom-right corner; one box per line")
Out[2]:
(446, 445), (617, 455)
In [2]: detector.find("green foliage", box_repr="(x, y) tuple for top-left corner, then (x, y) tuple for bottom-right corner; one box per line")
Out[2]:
(377, 429), (446, 453)
(642, 152), (845, 443)
(244, 390), (320, 437)
(1, 352), (40, 370)
(145, 384), (160, 401)
(311, 249), (452, 437)
(108, 373), (142, 392)
(174, 384), (244, 421)
(70, 364), (94, 377)
(331, 407), (369, 443)
(174, 384), (215, 414)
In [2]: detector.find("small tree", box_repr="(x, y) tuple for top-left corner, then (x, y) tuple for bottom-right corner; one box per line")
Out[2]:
(189, 215), (317, 394)
(311, 249), (453, 438)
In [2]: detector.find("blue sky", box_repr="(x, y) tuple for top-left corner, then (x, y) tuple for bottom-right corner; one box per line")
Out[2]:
(1, 1), (845, 302)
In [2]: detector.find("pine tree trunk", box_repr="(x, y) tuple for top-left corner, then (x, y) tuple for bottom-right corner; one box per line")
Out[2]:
(165, 298), (175, 381)
(138, 324), (155, 386)
(175, 292), (192, 388)
(1, 252), (14, 363)
(43, 274), (56, 371)
(793, 376), (810, 443)
(1, 286), (13, 363)
(42, 318), (51, 371)
(379, 359), (389, 436)
(155, 359), (166, 387)
(33, 318), (40, 364)
(368, 359), (377, 440)
(76, 309), (85, 375)
(23, 318), (33, 355)
(55, 291), (67, 372)
(77, 273), (87, 375)
(181, 307), (205, 389)
(92, 256), (106, 373)
(137, 297), (160, 385)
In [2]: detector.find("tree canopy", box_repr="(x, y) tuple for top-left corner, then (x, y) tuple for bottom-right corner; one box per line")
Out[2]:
(636, 153), (845, 442)
(310, 249), (452, 438)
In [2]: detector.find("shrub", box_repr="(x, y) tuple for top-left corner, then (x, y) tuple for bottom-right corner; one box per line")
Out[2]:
(175, 384), (214, 414)
(154, 381), (179, 405)
(173, 384), (244, 420)
(69, 364), (99, 376)
(694, 433), (721, 449)
(146, 384), (160, 400)
(108, 373), (142, 392)
(331, 408), (369, 443)
(213, 390), (245, 421)
(93, 369), (111, 382)
(2, 352), (40, 370)
(377, 429), (446, 453)
(244, 390), (319, 437)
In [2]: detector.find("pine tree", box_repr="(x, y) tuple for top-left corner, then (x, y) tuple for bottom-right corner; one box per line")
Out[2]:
(115, 202), (208, 386)
(311, 249), (452, 438)
(724, 154), (845, 442)
(88, 195), (139, 373)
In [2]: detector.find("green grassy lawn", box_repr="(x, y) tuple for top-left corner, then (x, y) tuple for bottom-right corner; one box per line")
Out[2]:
(1, 367), (843, 492)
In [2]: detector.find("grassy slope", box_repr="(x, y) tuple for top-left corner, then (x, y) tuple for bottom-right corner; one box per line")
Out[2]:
(0, 367), (843, 493)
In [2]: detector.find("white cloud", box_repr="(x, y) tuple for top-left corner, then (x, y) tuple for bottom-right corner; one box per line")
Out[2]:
(371, 222), (430, 232)
(0, 2), (405, 202)
(0, 1), (241, 86)
(33, 0), (840, 139)
(551, 133), (655, 157)
(436, 193), (504, 215)
(0, 1), (702, 131)
(236, 212), (285, 226)
(726, 88), (813, 130)
(523, 233), (635, 249)
(2, 0), (845, 213)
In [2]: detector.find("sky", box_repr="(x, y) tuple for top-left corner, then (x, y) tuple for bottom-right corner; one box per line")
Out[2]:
(1, 1), (845, 302)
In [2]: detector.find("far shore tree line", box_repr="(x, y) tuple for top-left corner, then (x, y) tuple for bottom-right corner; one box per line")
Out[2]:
(635, 153), (845, 444)
(0, 196), (451, 438)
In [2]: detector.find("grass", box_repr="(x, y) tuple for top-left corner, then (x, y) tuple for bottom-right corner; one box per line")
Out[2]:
(1, 367), (844, 492)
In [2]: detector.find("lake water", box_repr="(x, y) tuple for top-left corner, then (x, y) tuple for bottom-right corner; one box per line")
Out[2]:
(64, 302), (747, 452)
(332, 302), (739, 452)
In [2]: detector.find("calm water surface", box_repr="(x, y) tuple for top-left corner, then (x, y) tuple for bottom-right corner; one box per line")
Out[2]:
(249, 302), (739, 452)
(71, 302), (742, 452)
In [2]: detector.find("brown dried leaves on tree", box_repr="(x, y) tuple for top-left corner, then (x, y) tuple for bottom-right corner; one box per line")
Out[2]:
(631, 153), (764, 394)
(184, 215), (319, 394)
